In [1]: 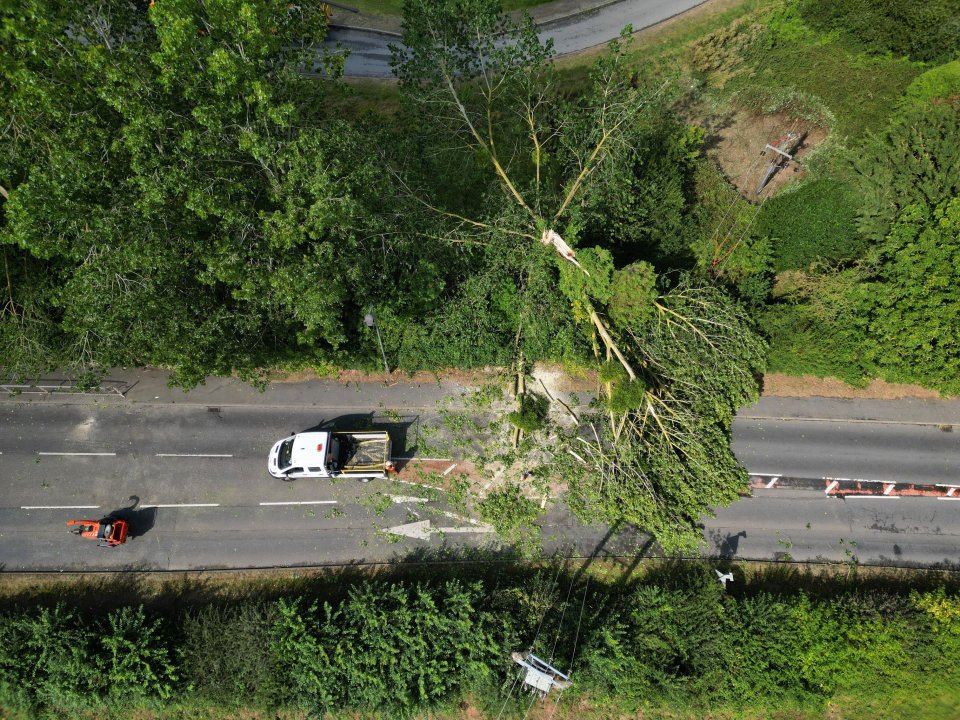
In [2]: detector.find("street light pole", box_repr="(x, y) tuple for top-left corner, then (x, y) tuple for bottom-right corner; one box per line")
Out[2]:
(364, 307), (390, 375)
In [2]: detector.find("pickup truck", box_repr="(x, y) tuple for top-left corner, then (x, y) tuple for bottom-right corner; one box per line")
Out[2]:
(268, 430), (392, 481)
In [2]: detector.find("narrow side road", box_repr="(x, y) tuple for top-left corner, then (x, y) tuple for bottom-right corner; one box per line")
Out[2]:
(325, 0), (708, 77)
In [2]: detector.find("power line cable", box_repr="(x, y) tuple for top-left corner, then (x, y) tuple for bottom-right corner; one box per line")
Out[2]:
(568, 575), (591, 672)
(494, 668), (524, 720)
(548, 563), (576, 665)
(530, 560), (564, 652)
(521, 687), (540, 720)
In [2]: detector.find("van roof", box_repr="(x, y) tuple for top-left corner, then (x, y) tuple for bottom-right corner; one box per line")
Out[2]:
(290, 431), (330, 468)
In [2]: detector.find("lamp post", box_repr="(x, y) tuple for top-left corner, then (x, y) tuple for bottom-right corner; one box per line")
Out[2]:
(363, 307), (390, 375)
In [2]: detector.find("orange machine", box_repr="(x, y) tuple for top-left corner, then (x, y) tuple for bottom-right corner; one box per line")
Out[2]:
(67, 518), (129, 547)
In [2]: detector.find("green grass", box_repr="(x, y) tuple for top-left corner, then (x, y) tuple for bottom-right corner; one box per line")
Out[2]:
(345, 0), (555, 17)
(730, 25), (923, 137)
(554, 0), (774, 81)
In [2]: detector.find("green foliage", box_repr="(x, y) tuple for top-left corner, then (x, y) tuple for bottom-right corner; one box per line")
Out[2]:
(275, 581), (497, 715)
(180, 603), (276, 706)
(0, 0), (353, 386)
(730, 84), (836, 130)
(899, 60), (960, 112)
(858, 199), (960, 394)
(607, 261), (658, 330)
(478, 482), (542, 546)
(754, 178), (863, 271)
(691, 17), (762, 82)
(797, 0), (960, 64)
(760, 265), (871, 384)
(1, 569), (960, 717)
(0, 603), (173, 713)
(732, 13), (921, 137)
(99, 605), (176, 701)
(558, 246), (615, 314)
(568, 279), (767, 553)
(577, 108), (704, 266)
(852, 98), (960, 244)
(505, 391), (549, 433)
(606, 377), (648, 413)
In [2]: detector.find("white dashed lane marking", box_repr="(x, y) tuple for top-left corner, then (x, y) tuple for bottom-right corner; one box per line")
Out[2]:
(38, 452), (115, 456)
(21, 505), (101, 510)
(139, 503), (220, 508)
(258, 501), (338, 506)
(155, 453), (233, 457)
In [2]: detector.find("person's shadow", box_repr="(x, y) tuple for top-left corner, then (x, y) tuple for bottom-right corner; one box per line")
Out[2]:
(711, 529), (747, 560)
(105, 496), (157, 540)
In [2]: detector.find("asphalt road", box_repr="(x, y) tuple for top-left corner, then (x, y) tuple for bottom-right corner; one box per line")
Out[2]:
(327, 0), (706, 78)
(2, 400), (960, 570)
(733, 417), (960, 484)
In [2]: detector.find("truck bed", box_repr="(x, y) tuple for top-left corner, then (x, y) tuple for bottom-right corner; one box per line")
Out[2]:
(336, 432), (390, 472)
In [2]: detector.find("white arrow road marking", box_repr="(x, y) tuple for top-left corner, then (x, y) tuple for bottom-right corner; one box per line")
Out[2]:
(386, 520), (433, 540)
(436, 525), (494, 534)
(21, 505), (100, 510)
(437, 510), (492, 528)
(386, 519), (495, 540)
(259, 500), (338, 506)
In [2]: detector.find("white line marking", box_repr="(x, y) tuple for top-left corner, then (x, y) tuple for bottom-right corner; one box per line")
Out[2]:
(937, 497), (960, 501)
(936, 483), (960, 489)
(844, 496), (900, 500)
(155, 453), (233, 458)
(825, 480), (839, 495)
(389, 495), (429, 504)
(21, 505), (100, 510)
(765, 477), (780, 489)
(949, 488), (957, 497)
(139, 503), (220, 508)
(884, 483), (895, 495)
(750, 472), (784, 478)
(823, 476), (893, 484)
(442, 463), (458, 476)
(258, 500), (338, 506)
(38, 452), (115, 456)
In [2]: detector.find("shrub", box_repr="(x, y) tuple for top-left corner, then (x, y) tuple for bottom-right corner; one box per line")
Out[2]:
(753, 178), (863, 271)
(478, 482), (542, 546)
(691, 17), (762, 81)
(797, 0), (960, 64)
(898, 59), (960, 112)
(180, 603), (276, 706)
(505, 391), (549, 433)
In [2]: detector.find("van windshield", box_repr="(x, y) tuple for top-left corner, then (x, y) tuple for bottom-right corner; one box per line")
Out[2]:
(278, 439), (293, 470)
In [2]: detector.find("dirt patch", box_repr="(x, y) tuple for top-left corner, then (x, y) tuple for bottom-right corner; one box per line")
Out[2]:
(271, 366), (506, 387)
(762, 373), (949, 400)
(531, 362), (596, 396)
(700, 108), (828, 199)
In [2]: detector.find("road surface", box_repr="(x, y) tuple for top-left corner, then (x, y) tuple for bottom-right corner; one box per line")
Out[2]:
(2, 396), (960, 571)
(326, 0), (707, 78)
